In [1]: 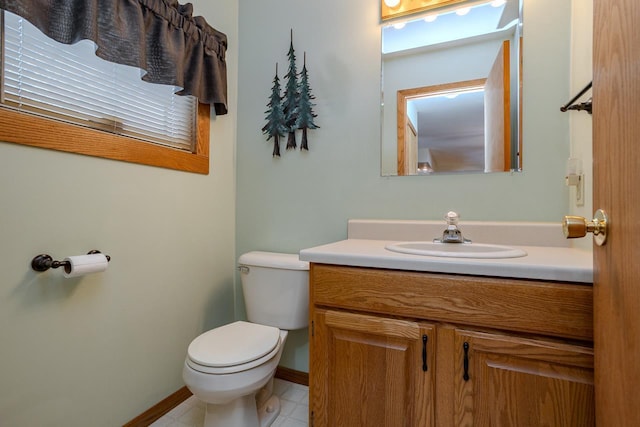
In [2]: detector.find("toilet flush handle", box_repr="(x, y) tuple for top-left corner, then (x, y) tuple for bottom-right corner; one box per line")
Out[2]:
(237, 265), (250, 274)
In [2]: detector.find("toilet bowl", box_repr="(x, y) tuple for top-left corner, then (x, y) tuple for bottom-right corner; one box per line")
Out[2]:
(183, 322), (288, 426)
(182, 252), (309, 427)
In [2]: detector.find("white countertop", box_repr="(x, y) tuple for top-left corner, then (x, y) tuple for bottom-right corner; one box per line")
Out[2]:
(299, 239), (593, 283)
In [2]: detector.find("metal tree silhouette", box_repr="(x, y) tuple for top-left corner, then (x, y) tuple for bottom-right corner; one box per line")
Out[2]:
(283, 30), (300, 150)
(262, 64), (287, 157)
(295, 53), (319, 151)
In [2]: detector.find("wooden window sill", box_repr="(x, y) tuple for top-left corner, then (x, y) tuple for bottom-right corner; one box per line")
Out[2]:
(0, 103), (211, 174)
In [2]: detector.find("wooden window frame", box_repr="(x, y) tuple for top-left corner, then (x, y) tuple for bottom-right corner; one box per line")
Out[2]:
(0, 102), (211, 174)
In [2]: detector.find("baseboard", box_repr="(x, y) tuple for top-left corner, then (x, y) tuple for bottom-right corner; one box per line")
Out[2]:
(122, 386), (192, 427)
(275, 366), (309, 386)
(122, 367), (308, 426)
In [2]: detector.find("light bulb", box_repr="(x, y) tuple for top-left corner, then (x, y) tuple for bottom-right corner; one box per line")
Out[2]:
(456, 7), (471, 15)
(384, 0), (401, 8)
(392, 22), (406, 30)
(424, 14), (438, 23)
(491, 0), (506, 6)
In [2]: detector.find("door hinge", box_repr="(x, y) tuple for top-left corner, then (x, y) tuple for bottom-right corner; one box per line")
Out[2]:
(311, 320), (314, 337)
(310, 410), (314, 427)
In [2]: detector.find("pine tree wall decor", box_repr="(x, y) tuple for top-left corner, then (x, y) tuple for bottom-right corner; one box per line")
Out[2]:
(296, 52), (319, 151)
(283, 30), (300, 150)
(262, 30), (319, 157)
(262, 63), (288, 157)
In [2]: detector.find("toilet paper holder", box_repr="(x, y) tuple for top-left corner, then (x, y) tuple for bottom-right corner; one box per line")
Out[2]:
(31, 250), (111, 272)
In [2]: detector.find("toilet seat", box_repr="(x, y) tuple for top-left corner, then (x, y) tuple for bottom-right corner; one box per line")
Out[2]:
(187, 321), (281, 375)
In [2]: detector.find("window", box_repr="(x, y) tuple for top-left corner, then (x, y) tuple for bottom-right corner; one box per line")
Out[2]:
(0, 10), (211, 174)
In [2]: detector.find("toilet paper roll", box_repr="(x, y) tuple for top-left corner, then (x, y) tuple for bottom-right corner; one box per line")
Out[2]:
(63, 254), (109, 278)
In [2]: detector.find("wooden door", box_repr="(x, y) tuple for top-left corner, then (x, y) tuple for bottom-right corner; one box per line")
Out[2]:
(397, 118), (418, 176)
(453, 329), (594, 427)
(593, 0), (640, 424)
(484, 39), (511, 172)
(405, 119), (418, 175)
(310, 309), (435, 427)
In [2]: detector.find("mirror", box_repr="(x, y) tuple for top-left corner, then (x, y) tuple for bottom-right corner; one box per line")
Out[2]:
(381, 0), (522, 176)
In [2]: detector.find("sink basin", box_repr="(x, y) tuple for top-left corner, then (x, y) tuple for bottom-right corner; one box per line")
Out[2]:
(385, 241), (527, 259)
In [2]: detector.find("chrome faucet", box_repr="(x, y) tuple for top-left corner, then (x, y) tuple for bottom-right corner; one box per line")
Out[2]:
(434, 211), (471, 244)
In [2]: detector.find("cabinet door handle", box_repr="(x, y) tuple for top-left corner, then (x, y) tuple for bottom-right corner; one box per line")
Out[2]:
(463, 342), (470, 381)
(422, 334), (428, 372)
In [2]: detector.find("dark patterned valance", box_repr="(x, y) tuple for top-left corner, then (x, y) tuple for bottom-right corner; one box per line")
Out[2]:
(0, 0), (228, 115)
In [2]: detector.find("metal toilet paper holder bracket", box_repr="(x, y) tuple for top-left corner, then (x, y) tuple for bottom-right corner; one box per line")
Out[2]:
(31, 250), (111, 272)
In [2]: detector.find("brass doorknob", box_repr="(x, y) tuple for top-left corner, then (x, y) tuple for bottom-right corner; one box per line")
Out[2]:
(562, 209), (608, 246)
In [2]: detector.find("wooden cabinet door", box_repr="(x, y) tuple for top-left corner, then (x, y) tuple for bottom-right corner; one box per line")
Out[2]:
(310, 309), (435, 427)
(453, 329), (594, 427)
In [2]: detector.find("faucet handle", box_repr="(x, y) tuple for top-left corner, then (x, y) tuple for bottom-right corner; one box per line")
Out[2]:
(444, 211), (460, 226)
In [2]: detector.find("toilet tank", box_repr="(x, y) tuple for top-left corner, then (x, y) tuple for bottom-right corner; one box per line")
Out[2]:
(238, 251), (309, 330)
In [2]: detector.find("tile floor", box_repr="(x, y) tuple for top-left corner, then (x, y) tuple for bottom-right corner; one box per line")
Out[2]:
(149, 379), (309, 427)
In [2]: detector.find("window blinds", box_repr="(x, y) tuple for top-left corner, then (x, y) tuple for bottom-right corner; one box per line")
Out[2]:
(1, 11), (197, 151)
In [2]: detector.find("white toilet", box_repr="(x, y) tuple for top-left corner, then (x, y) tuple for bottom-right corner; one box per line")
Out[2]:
(182, 251), (309, 427)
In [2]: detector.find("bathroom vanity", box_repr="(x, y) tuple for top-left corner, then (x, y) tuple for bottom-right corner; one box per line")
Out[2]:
(300, 220), (594, 427)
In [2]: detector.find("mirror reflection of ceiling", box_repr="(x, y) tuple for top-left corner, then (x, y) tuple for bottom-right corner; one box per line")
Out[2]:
(411, 89), (485, 171)
(382, 0), (519, 55)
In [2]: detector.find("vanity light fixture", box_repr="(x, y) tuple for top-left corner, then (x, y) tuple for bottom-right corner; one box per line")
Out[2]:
(381, 0), (467, 21)
(424, 14), (438, 22)
(381, 0), (502, 21)
(418, 162), (434, 173)
(392, 22), (406, 29)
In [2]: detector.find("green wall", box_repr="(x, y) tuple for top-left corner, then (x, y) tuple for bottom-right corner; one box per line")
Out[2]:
(0, 0), (592, 423)
(0, 1), (238, 424)
(237, 0), (574, 372)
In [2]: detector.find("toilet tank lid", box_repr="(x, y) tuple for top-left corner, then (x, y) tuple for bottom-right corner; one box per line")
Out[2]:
(238, 251), (309, 271)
